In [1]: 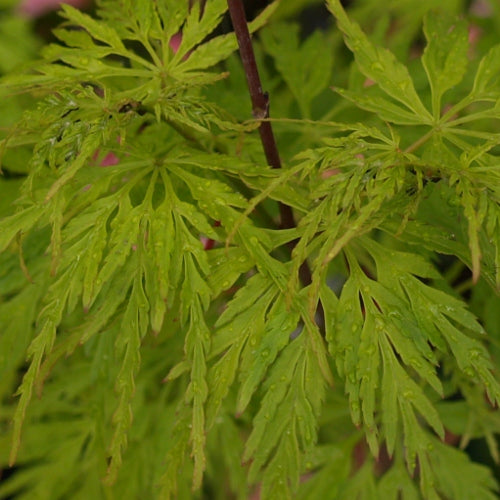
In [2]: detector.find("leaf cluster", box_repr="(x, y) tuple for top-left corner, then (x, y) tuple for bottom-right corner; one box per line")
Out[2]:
(0, 1), (500, 499)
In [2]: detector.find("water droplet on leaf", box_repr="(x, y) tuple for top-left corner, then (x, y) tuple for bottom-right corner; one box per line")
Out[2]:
(371, 61), (384, 72)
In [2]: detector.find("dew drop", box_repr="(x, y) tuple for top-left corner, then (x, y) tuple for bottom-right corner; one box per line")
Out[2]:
(365, 344), (376, 355)
(398, 80), (409, 91)
(468, 349), (480, 360)
(409, 358), (422, 369)
(371, 61), (384, 72)
(403, 390), (414, 400)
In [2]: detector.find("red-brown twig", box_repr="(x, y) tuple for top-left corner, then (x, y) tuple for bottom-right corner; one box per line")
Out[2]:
(227, 0), (313, 289)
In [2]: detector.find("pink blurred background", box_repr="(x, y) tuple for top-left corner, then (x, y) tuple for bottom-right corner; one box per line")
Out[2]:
(19, 0), (90, 18)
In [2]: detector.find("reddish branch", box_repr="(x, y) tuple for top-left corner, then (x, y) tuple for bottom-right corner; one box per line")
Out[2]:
(227, 0), (313, 288)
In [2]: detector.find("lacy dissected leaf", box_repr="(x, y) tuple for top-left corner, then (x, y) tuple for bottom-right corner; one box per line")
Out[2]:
(243, 332), (326, 497)
(167, 160), (301, 300)
(376, 458), (420, 500)
(205, 273), (279, 426)
(324, 1), (500, 292)
(419, 435), (498, 499)
(290, 127), (422, 313)
(37, 257), (138, 385)
(384, 182), (494, 290)
(104, 262), (148, 485)
(327, 252), (442, 460)
(4, 157), (237, 488)
(457, 149), (500, 287)
(0, 281), (45, 382)
(296, 444), (352, 499)
(334, 87), (427, 125)
(0, 204), (46, 253)
(172, 150), (309, 211)
(236, 295), (300, 415)
(0, 98), (137, 260)
(327, 2), (500, 168)
(398, 174), (500, 291)
(421, 12), (469, 118)
(205, 412), (248, 499)
(0, 313), (184, 499)
(206, 246), (253, 296)
(182, 296), (210, 489)
(8, 198), (146, 464)
(4, 10), (149, 88)
(158, 406), (192, 500)
(260, 22), (334, 117)
(172, 0), (280, 77)
(409, 142), (500, 290)
(472, 44), (500, 96)
(325, 239), (500, 468)
(366, 233), (499, 392)
(437, 382), (500, 463)
(484, 198), (500, 289)
(327, 0), (431, 123)
(9, 265), (75, 464)
(0, 359), (107, 498)
(0, 2), (250, 142)
(169, 165), (248, 222)
(343, 435), (498, 500)
(168, 0), (228, 63)
(453, 177), (487, 283)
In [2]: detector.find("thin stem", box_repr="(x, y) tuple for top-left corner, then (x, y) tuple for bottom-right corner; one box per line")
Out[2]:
(227, 0), (313, 288)
(139, 36), (164, 69)
(404, 129), (434, 154)
(439, 94), (475, 123)
(445, 110), (500, 127)
(227, 2), (292, 224)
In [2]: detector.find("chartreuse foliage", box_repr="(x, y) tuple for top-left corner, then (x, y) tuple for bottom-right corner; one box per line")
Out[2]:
(0, 0), (500, 498)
